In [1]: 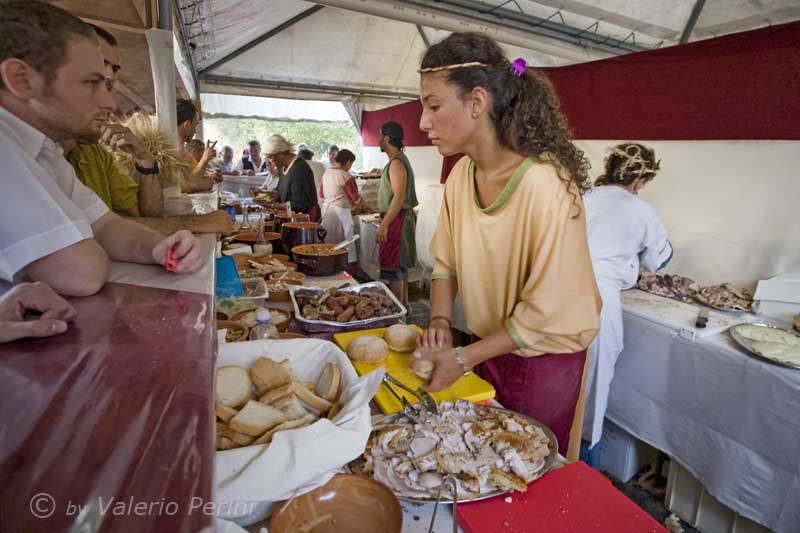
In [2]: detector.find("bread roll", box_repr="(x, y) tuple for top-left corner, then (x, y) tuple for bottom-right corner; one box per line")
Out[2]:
(347, 335), (389, 363)
(216, 366), (252, 408)
(384, 324), (418, 353)
(409, 355), (434, 380)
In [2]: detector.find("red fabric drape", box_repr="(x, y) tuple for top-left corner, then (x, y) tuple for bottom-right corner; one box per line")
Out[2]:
(360, 21), (800, 181)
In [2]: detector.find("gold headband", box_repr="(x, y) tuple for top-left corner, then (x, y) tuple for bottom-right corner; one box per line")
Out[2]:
(417, 61), (488, 74)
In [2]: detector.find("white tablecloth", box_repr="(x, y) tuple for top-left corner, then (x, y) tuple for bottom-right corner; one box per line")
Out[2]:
(607, 311), (800, 532)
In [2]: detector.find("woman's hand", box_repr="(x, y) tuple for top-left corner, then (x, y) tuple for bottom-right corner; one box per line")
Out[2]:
(375, 223), (388, 244)
(419, 317), (452, 349)
(413, 348), (462, 392)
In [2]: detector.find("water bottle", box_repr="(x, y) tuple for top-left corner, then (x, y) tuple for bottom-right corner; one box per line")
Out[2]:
(249, 308), (279, 340)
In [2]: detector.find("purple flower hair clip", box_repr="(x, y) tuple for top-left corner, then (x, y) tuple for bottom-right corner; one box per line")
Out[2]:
(511, 58), (527, 77)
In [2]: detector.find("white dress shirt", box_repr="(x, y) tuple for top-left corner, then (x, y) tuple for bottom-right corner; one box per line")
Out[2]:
(0, 108), (108, 282)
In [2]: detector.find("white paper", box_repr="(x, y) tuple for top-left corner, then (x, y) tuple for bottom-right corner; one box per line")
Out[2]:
(214, 338), (384, 526)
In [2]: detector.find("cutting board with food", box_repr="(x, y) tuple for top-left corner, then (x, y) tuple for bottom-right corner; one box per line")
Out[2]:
(333, 325), (495, 413)
(622, 289), (752, 338)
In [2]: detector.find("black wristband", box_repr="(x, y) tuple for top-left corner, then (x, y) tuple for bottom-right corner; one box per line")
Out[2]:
(135, 160), (160, 174)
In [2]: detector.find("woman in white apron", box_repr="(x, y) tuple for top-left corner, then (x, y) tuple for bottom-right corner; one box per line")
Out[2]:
(581, 143), (673, 467)
(318, 149), (366, 271)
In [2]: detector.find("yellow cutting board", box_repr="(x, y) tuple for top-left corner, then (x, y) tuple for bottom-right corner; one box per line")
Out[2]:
(333, 326), (496, 414)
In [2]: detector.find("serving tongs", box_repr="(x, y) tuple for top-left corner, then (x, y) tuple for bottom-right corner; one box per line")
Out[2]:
(383, 373), (438, 414)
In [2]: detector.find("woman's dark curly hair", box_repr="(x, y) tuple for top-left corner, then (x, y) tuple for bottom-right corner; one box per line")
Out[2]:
(421, 32), (590, 215)
(595, 143), (660, 187)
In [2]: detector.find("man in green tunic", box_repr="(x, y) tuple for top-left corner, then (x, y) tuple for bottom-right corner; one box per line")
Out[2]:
(376, 121), (418, 305)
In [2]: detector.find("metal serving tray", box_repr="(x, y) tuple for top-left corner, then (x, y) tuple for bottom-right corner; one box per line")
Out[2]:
(348, 406), (559, 504)
(289, 281), (407, 333)
(729, 323), (800, 370)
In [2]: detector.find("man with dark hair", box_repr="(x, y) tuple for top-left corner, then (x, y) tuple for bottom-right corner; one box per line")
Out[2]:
(0, 1), (205, 296)
(236, 139), (268, 175)
(89, 23), (120, 93)
(176, 98), (200, 143)
(175, 98), (218, 192)
(61, 25), (230, 235)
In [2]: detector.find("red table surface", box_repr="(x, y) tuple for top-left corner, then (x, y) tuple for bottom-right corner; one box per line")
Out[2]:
(457, 461), (668, 533)
(0, 282), (215, 533)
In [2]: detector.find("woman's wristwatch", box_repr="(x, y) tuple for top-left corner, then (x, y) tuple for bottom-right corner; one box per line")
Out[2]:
(453, 347), (472, 376)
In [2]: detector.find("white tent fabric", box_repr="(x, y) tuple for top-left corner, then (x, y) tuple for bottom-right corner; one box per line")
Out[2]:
(179, 0), (800, 106)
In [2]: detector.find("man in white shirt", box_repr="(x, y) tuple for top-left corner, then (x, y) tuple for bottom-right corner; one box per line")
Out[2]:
(0, 2), (205, 297)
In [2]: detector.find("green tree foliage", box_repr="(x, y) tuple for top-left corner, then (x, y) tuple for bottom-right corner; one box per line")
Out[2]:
(204, 118), (364, 168)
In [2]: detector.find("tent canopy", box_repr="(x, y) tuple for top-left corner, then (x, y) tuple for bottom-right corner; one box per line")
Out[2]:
(188, 0), (800, 108)
(55, 0), (800, 118)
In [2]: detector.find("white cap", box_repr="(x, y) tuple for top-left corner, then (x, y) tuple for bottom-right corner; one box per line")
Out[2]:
(255, 309), (271, 323)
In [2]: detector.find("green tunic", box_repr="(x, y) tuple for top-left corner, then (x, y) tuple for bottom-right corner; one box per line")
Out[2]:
(379, 152), (419, 270)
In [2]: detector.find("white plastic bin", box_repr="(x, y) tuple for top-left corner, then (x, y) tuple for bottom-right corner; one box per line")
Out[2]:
(665, 461), (770, 533)
(598, 419), (658, 483)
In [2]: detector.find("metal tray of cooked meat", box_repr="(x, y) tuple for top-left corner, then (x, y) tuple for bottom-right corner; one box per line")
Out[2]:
(347, 404), (559, 504)
(289, 281), (406, 332)
(729, 323), (800, 370)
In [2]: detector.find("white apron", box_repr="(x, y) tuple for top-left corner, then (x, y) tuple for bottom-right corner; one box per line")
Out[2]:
(322, 203), (357, 263)
(582, 186), (672, 446)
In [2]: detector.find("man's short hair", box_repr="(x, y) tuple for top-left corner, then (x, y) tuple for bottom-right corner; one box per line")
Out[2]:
(327, 144), (339, 153)
(248, 140), (261, 148)
(0, 1), (95, 91)
(176, 98), (198, 126)
(186, 139), (204, 152)
(89, 23), (117, 47)
(298, 149), (314, 160)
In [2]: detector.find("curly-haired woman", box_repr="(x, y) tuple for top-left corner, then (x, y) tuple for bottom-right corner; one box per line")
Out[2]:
(415, 32), (601, 459)
(581, 143), (671, 466)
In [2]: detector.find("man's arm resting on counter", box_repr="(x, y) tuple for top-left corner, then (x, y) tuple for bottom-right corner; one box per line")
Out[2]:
(23, 239), (110, 297)
(91, 212), (163, 264)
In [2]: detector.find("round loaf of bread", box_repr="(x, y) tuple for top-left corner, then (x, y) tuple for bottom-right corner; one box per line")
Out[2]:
(384, 324), (418, 353)
(347, 335), (389, 363)
(409, 356), (434, 380)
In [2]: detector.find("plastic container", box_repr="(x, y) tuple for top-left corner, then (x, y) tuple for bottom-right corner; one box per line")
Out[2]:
(666, 460), (769, 533)
(597, 419), (658, 483)
(249, 309), (279, 340)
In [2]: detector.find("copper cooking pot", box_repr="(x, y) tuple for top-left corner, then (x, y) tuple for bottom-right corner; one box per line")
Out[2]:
(273, 212), (310, 232)
(291, 243), (348, 276)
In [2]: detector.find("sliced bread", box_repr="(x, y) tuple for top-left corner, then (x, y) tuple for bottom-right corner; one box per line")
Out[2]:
(229, 400), (287, 437)
(258, 382), (294, 404)
(253, 413), (317, 445)
(273, 394), (308, 421)
(327, 402), (342, 420)
(250, 357), (292, 395)
(216, 422), (255, 446)
(294, 381), (333, 414)
(216, 366), (252, 408)
(218, 437), (238, 450)
(314, 363), (341, 402)
(215, 403), (239, 423)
